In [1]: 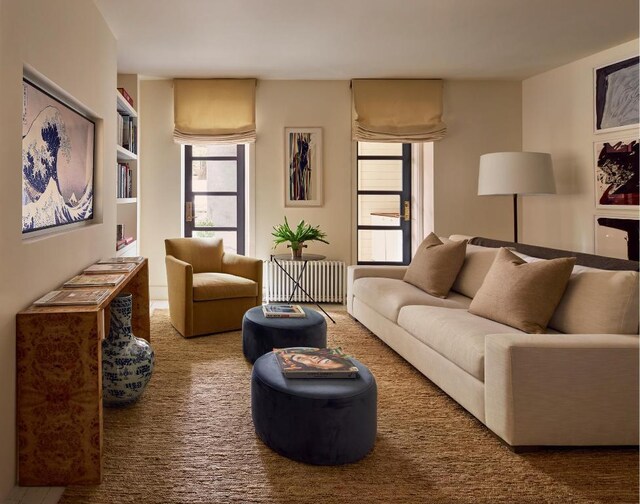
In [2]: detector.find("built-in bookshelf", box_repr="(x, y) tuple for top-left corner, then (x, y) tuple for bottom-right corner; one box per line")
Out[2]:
(116, 75), (140, 257)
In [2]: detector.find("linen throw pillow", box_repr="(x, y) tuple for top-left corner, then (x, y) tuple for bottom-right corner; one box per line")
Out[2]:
(468, 248), (575, 333)
(403, 233), (467, 298)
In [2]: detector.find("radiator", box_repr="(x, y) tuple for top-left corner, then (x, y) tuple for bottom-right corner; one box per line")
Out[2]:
(264, 260), (346, 304)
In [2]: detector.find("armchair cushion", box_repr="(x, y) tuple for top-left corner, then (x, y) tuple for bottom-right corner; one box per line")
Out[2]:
(165, 237), (224, 273)
(193, 273), (258, 302)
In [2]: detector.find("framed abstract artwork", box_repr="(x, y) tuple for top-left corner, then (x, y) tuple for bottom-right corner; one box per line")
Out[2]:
(594, 136), (638, 208)
(594, 214), (639, 261)
(284, 127), (323, 207)
(594, 56), (639, 134)
(22, 78), (95, 234)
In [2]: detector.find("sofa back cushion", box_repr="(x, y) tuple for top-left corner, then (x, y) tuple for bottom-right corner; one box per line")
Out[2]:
(469, 248), (575, 333)
(403, 233), (467, 298)
(548, 266), (639, 334)
(451, 244), (500, 298)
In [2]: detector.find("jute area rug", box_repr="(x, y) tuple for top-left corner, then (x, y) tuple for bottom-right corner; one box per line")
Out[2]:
(60, 309), (638, 504)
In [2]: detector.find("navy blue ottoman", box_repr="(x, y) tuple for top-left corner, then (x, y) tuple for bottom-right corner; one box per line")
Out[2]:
(242, 306), (327, 364)
(251, 351), (377, 465)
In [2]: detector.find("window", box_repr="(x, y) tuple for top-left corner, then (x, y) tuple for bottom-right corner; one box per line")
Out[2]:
(357, 142), (412, 264)
(184, 144), (245, 254)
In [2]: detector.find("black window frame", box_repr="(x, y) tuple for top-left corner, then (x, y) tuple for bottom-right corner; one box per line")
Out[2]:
(184, 144), (246, 255)
(357, 143), (412, 265)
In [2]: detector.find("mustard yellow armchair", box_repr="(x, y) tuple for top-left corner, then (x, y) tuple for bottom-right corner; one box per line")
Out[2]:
(165, 238), (263, 338)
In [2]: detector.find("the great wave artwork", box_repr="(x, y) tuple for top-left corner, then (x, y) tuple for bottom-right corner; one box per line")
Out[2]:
(22, 79), (95, 234)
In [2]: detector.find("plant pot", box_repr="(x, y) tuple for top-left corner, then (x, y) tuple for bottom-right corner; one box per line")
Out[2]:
(289, 243), (307, 259)
(102, 293), (155, 407)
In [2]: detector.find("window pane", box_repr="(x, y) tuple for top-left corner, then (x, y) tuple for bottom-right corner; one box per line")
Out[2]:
(191, 144), (238, 157)
(358, 159), (403, 191)
(358, 229), (403, 263)
(194, 195), (237, 227)
(192, 230), (237, 254)
(191, 161), (237, 192)
(358, 195), (400, 226)
(358, 142), (403, 156)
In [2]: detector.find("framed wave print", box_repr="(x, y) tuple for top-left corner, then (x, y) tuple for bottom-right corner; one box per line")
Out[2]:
(22, 78), (95, 234)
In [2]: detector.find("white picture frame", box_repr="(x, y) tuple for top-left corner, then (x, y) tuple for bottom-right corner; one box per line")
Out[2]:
(284, 127), (323, 207)
(594, 56), (639, 135)
(593, 135), (639, 209)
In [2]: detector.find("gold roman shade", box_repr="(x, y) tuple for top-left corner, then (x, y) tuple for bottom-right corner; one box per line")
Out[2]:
(351, 79), (446, 142)
(173, 79), (256, 144)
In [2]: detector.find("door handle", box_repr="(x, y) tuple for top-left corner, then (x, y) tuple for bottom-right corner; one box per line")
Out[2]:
(185, 201), (193, 222)
(403, 200), (410, 222)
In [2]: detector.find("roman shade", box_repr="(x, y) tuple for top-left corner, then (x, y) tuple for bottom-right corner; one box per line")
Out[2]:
(351, 79), (446, 142)
(173, 79), (256, 144)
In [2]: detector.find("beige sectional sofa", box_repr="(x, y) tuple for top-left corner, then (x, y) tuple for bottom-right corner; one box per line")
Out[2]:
(347, 237), (640, 448)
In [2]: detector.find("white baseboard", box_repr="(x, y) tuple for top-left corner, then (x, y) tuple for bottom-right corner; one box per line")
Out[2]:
(150, 285), (168, 301)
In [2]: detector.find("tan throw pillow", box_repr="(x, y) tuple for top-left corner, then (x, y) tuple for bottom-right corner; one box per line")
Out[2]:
(403, 233), (467, 298)
(468, 248), (575, 333)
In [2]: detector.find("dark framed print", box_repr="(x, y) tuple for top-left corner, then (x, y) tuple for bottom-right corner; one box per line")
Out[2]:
(594, 136), (638, 209)
(594, 56), (639, 134)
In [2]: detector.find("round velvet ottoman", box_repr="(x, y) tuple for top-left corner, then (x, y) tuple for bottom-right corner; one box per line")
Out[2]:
(251, 351), (377, 465)
(242, 306), (327, 364)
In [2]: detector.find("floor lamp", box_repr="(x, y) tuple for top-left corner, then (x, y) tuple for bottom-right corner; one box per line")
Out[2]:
(478, 152), (556, 243)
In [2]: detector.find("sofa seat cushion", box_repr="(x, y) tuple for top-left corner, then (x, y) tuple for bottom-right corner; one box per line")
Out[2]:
(352, 277), (471, 323)
(397, 306), (526, 381)
(193, 273), (258, 301)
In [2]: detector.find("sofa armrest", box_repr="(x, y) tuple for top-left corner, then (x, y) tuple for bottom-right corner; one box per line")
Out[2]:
(221, 253), (263, 304)
(165, 255), (194, 337)
(484, 333), (639, 447)
(347, 265), (408, 313)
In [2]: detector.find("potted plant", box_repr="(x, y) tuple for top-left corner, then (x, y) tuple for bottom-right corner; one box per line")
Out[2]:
(272, 217), (329, 259)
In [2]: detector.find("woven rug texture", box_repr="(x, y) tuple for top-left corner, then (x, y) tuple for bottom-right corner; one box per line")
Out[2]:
(60, 309), (638, 504)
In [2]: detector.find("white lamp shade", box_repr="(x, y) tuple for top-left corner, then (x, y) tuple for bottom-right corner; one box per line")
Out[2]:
(478, 152), (556, 195)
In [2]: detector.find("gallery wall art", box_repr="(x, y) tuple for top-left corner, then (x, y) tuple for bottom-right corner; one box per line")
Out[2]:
(594, 137), (638, 208)
(594, 56), (639, 133)
(594, 215), (639, 261)
(285, 127), (323, 207)
(22, 78), (95, 234)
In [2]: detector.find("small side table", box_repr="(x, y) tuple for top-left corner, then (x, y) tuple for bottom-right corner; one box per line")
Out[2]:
(270, 253), (336, 323)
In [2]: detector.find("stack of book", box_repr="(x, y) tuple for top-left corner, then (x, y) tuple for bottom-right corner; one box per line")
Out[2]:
(262, 304), (306, 318)
(117, 163), (133, 198)
(117, 87), (134, 108)
(84, 263), (136, 274)
(34, 289), (111, 307)
(98, 256), (144, 264)
(274, 347), (359, 379)
(64, 274), (126, 288)
(117, 113), (137, 154)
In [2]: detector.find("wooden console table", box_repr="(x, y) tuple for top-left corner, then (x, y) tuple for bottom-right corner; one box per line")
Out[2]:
(16, 259), (150, 486)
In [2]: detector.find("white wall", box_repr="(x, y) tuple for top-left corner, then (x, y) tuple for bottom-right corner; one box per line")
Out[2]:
(0, 0), (116, 497)
(522, 39), (639, 251)
(434, 80), (523, 240)
(255, 81), (352, 262)
(139, 79), (182, 299)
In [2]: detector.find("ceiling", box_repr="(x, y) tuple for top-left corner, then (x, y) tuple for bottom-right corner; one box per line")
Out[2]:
(94, 0), (639, 80)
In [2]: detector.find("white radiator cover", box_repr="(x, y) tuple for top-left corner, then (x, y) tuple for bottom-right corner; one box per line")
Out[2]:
(264, 260), (346, 304)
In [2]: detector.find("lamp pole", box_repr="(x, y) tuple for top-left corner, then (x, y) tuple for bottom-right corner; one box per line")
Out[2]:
(513, 194), (518, 243)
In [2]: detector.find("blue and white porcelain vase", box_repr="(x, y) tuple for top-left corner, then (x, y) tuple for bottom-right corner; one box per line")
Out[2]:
(102, 293), (155, 406)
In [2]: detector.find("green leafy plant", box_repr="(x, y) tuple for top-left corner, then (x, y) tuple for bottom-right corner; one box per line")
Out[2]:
(272, 217), (329, 252)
